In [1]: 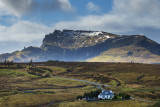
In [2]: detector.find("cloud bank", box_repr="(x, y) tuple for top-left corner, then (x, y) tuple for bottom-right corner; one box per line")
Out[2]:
(0, 20), (52, 42)
(55, 0), (160, 33)
(0, 0), (73, 16)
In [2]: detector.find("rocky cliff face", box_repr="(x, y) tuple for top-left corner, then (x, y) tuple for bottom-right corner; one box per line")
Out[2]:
(41, 29), (119, 50)
(0, 29), (160, 63)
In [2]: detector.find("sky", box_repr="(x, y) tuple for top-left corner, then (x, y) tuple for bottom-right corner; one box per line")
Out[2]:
(0, 0), (160, 54)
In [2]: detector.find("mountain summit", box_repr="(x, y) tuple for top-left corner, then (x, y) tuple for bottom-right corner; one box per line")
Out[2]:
(41, 29), (119, 49)
(0, 29), (160, 63)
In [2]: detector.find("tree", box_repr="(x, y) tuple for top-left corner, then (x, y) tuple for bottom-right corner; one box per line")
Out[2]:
(10, 60), (14, 65)
(124, 95), (130, 100)
(29, 59), (33, 65)
(66, 68), (72, 72)
(118, 93), (130, 100)
(113, 95), (118, 100)
(4, 59), (7, 64)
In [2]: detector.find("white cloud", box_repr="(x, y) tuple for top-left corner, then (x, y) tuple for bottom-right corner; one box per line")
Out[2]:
(54, 14), (132, 33)
(86, 2), (99, 12)
(58, 0), (73, 12)
(112, 0), (160, 16)
(0, 25), (5, 29)
(0, 20), (52, 42)
(54, 0), (160, 34)
(0, 0), (73, 17)
(0, 19), (54, 54)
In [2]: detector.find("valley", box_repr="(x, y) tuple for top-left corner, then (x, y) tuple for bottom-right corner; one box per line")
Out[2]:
(0, 61), (160, 107)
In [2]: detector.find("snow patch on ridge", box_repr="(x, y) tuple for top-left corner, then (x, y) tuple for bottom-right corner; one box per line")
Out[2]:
(88, 31), (103, 36)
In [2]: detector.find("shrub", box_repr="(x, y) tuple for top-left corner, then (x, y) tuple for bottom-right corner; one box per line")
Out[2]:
(118, 93), (130, 100)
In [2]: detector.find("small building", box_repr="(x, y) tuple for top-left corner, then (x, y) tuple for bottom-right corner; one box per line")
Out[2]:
(98, 90), (114, 99)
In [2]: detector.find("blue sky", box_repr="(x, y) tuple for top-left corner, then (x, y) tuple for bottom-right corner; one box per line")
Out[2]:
(0, 0), (160, 54)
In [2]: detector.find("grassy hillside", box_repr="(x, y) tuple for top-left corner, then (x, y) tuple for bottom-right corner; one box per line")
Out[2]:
(1, 46), (45, 62)
(87, 45), (160, 63)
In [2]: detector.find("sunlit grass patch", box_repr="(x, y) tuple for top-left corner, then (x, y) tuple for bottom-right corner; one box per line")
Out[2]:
(0, 69), (38, 78)
(40, 66), (67, 74)
(37, 77), (88, 86)
(54, 100), (150, 107)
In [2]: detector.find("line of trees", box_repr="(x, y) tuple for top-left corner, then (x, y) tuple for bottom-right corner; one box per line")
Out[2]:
(3, 60), (14, 67)
(77, 89), (101, 100)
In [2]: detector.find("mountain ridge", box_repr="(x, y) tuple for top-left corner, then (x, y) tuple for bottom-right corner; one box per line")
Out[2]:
(41, 29), (119, 50)
(0, 29), (160, 63)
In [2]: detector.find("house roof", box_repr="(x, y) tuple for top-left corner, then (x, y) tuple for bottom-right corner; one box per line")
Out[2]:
(99, 90), (114, 96)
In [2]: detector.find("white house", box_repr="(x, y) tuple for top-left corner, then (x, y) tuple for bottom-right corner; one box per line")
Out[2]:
(98, 90), (114, 99)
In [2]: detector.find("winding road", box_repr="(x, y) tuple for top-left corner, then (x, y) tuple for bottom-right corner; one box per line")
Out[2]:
(51, 76), (153, 102)
(43, 76), (152, 107)
(43, 76), (109, 107)
(51, 76), (110, 90)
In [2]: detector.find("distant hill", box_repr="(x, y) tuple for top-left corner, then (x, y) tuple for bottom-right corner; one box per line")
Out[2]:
(0, 29), (160, 63)
(87, 45), (160, 63)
